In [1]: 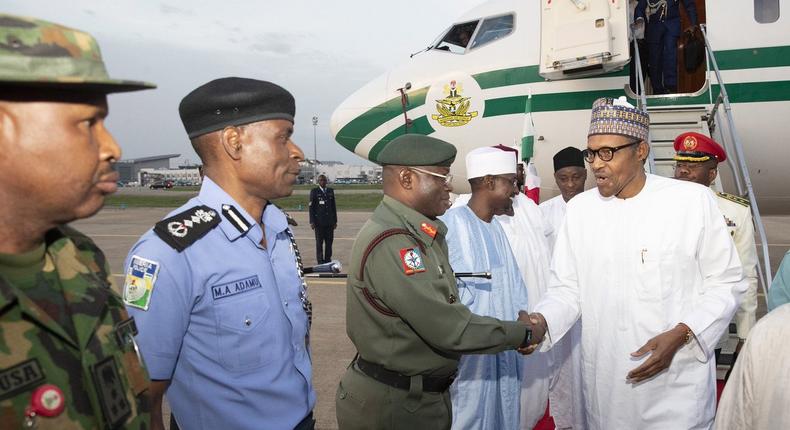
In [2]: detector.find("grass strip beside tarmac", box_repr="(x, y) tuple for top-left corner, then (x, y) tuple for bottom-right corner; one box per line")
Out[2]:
(105, 192), (383, 211)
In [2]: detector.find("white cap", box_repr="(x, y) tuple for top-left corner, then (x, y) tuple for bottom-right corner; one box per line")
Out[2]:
(465, 147), (517, 180)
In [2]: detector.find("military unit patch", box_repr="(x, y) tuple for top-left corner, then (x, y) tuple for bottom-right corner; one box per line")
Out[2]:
(399, 248), (426, 275)
(154, 205), (220, 251)
(123, 255), (159, 311)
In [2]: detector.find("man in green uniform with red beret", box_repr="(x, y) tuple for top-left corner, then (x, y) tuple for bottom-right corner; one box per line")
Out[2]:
(0, 14), (155, 428)
(335, 134), (543, 430)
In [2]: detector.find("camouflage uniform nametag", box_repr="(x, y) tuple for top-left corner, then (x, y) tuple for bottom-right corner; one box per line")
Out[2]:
(0, 359), (45, 400)
(123, 255), (160, 311)
(399, 248), (426, 275)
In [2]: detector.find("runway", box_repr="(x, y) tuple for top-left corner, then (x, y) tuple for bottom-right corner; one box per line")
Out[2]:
(72, 208), (790, 429)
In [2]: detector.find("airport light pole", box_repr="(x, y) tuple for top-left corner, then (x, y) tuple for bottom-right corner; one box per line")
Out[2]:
(312, 116), (318, 183)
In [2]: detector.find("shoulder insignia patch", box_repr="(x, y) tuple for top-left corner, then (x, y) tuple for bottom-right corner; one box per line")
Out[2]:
(717, 192), (750, 207)
(123, 255), (160, 310)
(154, 205), (220, 251)
(420, 222), (437, 238)
(400, 247), (427, 275)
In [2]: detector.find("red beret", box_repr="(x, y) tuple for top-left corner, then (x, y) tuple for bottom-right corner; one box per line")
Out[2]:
(673, 132), (727, 163)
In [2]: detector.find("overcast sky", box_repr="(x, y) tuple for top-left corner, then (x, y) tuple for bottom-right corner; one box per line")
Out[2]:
(6, 0), (486, 165)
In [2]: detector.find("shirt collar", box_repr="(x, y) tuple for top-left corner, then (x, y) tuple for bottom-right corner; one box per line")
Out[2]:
(197, 176), (268, 243)
(381, 195), (446, 245)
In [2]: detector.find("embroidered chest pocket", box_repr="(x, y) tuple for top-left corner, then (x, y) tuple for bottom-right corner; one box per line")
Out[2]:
(214, 293), (275, 371)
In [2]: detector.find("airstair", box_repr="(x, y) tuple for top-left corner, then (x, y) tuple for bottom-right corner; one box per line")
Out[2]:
(632, 25), (773, 304)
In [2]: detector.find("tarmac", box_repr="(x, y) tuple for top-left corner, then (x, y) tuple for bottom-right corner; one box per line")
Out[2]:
(72, 208), (790, 430)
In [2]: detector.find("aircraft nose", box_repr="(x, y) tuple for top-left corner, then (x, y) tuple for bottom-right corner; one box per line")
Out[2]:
(330, 71), (390, 155)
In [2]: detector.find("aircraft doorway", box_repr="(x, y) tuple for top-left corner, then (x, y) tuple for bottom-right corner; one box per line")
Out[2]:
(629, 0), (708, 96)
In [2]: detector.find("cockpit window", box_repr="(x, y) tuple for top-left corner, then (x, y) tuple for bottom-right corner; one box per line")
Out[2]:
(434, 20), (479, 54)
(470, 14), (514, 49)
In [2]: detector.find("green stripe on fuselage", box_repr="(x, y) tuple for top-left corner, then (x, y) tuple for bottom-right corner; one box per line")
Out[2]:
(334, 87), (429, 152)
(336, 46), (790, 155)
(368, 116), (435, 162)
(482, 80), (790, 116)
(473, 46), (790, 90)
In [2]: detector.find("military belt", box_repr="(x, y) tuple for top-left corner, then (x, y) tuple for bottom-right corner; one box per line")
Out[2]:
(355, 357), (455, 393)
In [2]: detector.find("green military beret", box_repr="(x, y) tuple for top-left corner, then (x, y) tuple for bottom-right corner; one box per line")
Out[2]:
(0, 14), (155, 93)
(376, 134), (457, 167)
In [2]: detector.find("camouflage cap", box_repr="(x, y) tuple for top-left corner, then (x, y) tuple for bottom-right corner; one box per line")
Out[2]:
(0, 14), (155, 93)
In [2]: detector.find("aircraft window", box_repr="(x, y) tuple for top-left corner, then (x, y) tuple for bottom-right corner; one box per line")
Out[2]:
(754, 0), (780, 23)
(434, 20), (479, 54)
(470, 14), (514, 49)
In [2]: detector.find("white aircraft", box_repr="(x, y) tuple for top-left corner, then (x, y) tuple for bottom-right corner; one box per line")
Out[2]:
(330, 0), (789, 217)
(330, 0), (788, 294)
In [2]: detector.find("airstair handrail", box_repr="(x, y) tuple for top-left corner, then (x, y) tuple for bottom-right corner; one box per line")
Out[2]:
(699, 24), (774, 297)
(631, 30), (656, 172)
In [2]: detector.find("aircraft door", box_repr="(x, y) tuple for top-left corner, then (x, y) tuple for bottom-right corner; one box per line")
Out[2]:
(539, 0), (630, 80)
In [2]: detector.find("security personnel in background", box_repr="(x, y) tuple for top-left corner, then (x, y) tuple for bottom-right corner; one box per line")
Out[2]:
(309, 174), (337, 263)
(123, 78), (315, 430)
(673, 131), (758, 359)
(0, 14), (154, 429)
(635, 0), (698, 94)
(336, 134), (542, 430)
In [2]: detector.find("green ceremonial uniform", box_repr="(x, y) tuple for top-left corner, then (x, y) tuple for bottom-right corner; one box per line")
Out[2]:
(336, 196), (529, 430)
(0, 226), (150, 429)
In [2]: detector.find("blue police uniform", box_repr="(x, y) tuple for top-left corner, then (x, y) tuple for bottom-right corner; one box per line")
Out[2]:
(635, 0), (698, 94)
(123, 177), (315, 430)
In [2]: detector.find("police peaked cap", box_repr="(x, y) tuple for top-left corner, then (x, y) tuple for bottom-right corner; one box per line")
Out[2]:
(179, 77), (295, 139)
(376, 134), (457, 167)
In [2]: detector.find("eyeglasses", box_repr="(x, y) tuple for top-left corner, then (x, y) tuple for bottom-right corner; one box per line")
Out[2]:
(493, 175), (519, 188)
(409, 167), (453, 185)
(582, 139), (641, 163)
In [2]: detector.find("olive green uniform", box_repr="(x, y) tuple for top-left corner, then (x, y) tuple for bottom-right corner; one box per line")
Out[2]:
(336, 196), (529, 429)
(0, 227), (150, 429)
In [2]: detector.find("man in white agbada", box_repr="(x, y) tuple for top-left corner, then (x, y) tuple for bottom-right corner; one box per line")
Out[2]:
(441, 147), (530, 430)
(714, 303), (790, 430)
(454, 145), (554, 429)
(538, 146), (587, 429)
(528, 97), (746, 429)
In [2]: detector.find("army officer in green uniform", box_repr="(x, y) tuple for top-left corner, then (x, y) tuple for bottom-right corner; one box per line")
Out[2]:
(0, 15), (154, 429)
(336, 135), (542, 429)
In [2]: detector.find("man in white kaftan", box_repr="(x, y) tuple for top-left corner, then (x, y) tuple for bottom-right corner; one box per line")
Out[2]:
(538, 146), (587, 429)
(714, 303), (790, 430)
(441, 147), (530, 430)
(454, 144), (555, 430)
(530, 97), (746, 430)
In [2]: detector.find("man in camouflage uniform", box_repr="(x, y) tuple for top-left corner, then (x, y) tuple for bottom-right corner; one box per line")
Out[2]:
(0, 14), (155, 429)
(336, 135), (542, 430)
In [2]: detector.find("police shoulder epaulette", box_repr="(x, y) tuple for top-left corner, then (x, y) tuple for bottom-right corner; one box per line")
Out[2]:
(717, 192), (750, 207)
(153, 205), (220, 252)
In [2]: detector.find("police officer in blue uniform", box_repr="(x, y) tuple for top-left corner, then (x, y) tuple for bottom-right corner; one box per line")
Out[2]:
(309, 174), (337, 263)
(122, 77), (316, 430)
(635, 0), (698, 94)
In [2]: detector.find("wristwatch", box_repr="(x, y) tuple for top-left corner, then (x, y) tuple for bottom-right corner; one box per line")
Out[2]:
(519, 327), (533, 348)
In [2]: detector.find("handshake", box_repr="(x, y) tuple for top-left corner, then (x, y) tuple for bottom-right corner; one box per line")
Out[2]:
(516, 311), (547, 355)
